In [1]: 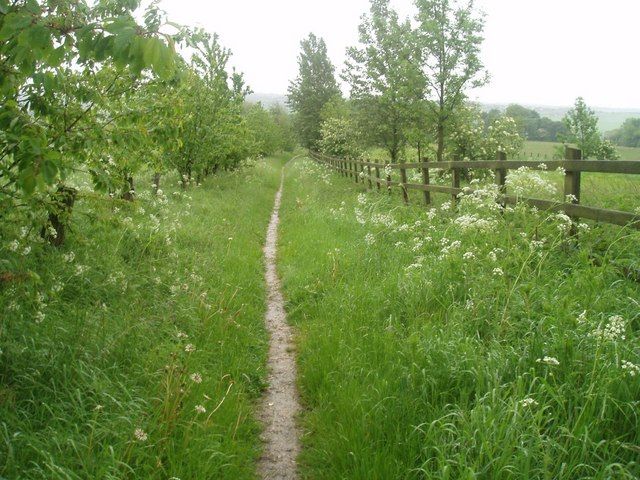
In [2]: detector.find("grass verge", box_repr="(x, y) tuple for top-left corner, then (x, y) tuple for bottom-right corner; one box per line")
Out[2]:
(279, 157), (640, 479)
(0, 156), (286, 479)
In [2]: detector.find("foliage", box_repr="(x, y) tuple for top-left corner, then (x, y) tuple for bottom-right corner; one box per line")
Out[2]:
(318, 117), (363, 159)
(0, 0), (180, 197)
(560, 97), (620, 160)
(450, 103), (523, 162)
(244, 102), (295, 156)
(342, 0), (425, 163)
(415, 0), (489, 162)
(280, 158), (640, 479)
(0, 158), (287, 478)
(287, 33), (341, 149)
(1, 2), (266, 246)
(503, 104), (565, 142)
(607, 117), (640, 148)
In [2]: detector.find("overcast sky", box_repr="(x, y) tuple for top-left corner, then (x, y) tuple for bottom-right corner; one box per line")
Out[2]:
(158, 0), (640, 109)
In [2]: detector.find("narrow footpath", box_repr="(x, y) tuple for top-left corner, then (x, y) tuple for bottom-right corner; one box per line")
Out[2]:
(257, 166), (301, 480)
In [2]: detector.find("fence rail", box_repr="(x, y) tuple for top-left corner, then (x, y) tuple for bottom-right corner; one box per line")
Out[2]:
(309, 149), (640, 231)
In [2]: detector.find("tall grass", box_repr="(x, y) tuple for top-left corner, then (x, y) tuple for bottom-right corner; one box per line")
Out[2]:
(279, 158), (640, 479)
(0, 157), (286, 479)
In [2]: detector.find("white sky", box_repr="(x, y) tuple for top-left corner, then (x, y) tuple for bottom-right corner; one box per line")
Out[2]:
(157, 0), (640, 109)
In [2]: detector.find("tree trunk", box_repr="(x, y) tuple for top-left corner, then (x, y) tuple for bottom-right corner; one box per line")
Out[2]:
(122, 175), (135, 201)
(152, 173), (161, 195)
(41, 186), (78, 247)
(437, 123), (445, 162)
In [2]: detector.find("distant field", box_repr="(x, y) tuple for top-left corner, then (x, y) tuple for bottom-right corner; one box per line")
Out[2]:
(536, 108), (640, 134)
(483, 104), (640, 133)
(522, 141), (640, 161)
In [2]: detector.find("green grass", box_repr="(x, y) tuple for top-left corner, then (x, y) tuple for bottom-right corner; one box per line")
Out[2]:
(279, 158), (640, 479)
(365, 143), (640, 212)
(367, 142), (640, 162)
(0, 157), (287, 479)
(523, 140), (640, 161)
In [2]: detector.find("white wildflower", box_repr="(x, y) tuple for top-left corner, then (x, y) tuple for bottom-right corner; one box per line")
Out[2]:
(520, 397), (539, 408)
(536, 356), (560, 366)
(364, 233), (375, 246)
(190, 372), (202, 384)
(34, 311), (45, 324)
(134, 428), (148, 442)
(591, 315), (626, 342)
(577, 310), (587, 324)
(621, 360), (640, 377)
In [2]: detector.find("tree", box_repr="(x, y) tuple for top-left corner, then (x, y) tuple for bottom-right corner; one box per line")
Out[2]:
(450, 103), (522, 163)
(269, 104), (296, 152)
(343, 0), (425, 163)
(505, 104), (540, 139)
(244, 102), (294, 156)
(0, 0), (179, 198)
(561, 97), (619, 159)
(414, 0), (489, 162)
(287, 34), (341, 149)
(608, 118), (640, 148)
(504, 104), (564, 141)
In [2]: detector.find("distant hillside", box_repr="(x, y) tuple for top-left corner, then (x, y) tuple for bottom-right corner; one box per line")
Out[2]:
(482, 103), (640, 133)
(246, 93), (288, 108)
(248, 95), (640, 133)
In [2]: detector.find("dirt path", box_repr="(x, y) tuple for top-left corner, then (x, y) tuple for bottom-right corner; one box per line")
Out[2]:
(257, 166), (301, 480)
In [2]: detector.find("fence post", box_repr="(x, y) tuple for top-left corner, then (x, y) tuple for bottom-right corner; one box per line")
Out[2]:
(354, 160), (359, 184)
(342, 158), (346, 177)
(564, 146), (582, 235)
(495, 151), (507, 208)
(451, 160), (461, 205)
(386, 164), (392, 195)
(367, 163), (372, 189)
(421, 158), (431, 206)
(399, 163), (409, 205)
(375, 165), (381, 191)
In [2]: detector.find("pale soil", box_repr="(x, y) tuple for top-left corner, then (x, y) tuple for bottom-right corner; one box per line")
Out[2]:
(257, 168), (301, 480)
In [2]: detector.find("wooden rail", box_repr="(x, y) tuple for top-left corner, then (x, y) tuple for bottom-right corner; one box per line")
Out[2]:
(309, 149), (640, 230)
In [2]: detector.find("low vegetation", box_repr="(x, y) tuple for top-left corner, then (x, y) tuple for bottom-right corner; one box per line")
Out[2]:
(279, 158), (640, 479)
(0, 158), (286, 478)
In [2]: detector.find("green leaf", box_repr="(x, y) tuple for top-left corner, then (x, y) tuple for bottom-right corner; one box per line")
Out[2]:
(143, 37), (163, 69)
(113, 25), (137, 54)
(0, 12), (32, 41)
(47, 46), (66, 67)
(41, 159), (59, 184)
(18, 166), (37, 195)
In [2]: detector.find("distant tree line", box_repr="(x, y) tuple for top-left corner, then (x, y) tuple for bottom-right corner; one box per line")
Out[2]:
(286, 0), (621, 163)
(607, 118), (640, 148)
(483, 105), (565, 142)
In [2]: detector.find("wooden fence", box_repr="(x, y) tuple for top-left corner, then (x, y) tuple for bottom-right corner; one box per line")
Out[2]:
(309, 148), (640, 231)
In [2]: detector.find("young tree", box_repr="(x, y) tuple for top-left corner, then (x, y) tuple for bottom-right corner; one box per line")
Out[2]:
(287, 34), (341, 149)
(561, 97), (619, 159)
(0, 0), (179, 197)
(343, 0), (425, 163)
(450, 103), (522, 163)
(414, 0), (489, 162)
